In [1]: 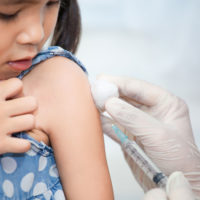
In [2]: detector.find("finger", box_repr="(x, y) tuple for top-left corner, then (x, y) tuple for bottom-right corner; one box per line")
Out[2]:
(2, 137), (31, 154)
(105, 97), (159, 137)
(6, 114), (35, 134)
(121, 96), (144, 109)
(97, 74), (170, 107)
(0, 78), (23, 101)
(166, 172), (195, 200)
(143, 188), (167, 200)
(100, 114), (121, 144)
(5, 96), (37, 117)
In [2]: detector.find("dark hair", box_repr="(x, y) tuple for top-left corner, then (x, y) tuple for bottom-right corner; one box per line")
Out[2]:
(51, 0), (81, 54)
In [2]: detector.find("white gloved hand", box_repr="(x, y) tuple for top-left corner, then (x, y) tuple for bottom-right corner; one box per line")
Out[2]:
(91, 74), (200, 198)
(144, 172), (195, 200)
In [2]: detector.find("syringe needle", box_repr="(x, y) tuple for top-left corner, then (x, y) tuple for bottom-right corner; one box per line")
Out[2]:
(112, 124), (168, 188)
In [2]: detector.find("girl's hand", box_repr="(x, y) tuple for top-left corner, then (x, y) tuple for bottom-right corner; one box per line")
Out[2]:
(0, 78), (37, 154)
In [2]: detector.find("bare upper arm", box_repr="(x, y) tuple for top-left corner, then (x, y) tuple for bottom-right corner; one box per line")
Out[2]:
(28, 56), (114, 199)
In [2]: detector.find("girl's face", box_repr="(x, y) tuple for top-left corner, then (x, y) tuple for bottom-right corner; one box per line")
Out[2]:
(0, 0), (60, 80)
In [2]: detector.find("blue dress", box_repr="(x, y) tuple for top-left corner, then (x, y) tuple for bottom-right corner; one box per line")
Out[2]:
(0, 46), (87, 200)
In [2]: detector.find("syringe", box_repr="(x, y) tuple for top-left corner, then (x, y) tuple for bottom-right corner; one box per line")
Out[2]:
(112, 124), (168, 188)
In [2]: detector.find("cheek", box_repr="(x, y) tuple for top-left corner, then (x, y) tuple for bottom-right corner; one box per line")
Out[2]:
(43, 10), (59, 41)
(0, 24), (16, 54)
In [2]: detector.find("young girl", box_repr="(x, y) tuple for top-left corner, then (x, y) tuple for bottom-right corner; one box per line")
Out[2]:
(0, 0), (114, 199)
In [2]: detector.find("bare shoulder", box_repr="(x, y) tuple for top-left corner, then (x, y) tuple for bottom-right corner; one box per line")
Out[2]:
(23, 56), (88, 91)
(22, 56), (92, 135)
(23, 56), (89, 99)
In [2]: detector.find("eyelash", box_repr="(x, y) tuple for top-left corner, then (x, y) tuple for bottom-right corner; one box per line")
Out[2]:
(0, 0), (60, 21)
(0, 11), (20, 21)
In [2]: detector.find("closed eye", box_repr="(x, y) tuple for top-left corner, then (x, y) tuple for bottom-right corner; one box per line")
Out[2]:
(0, 0), (60, 22)
(47, 0), (60, 6)
(0, 10), (20, 21)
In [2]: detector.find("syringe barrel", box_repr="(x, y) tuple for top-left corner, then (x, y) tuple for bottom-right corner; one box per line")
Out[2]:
(122, 140), (167, 188)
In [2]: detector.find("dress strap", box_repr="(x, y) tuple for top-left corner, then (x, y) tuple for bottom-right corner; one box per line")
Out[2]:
(17, 46), (87, 80)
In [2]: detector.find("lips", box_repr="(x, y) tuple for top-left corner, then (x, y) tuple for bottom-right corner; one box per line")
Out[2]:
(8, 59), (32, 71)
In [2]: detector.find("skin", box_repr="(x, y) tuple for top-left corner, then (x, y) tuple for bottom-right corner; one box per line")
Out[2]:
(0, 0), (59, 80)
(0, 0), (114, 198)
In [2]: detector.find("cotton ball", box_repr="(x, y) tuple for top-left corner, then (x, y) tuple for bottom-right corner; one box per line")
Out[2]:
(91, 80), (119, 111)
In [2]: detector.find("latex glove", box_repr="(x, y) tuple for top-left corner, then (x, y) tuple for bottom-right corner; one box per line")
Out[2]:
(91, 74), (200, 198)
(144, 172), (195, 200)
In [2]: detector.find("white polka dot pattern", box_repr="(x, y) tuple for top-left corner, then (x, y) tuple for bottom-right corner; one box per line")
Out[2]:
(43, 190), (52, 200)
(3, 180), (14, 198)
(49, 165), (59, 178)
(26, 149), (37, 156)
(33, 182), (47, 196)
(54, 190), (65, 200)
(38, 156), (47, 171)
(1, 157), (17, 174)
(20, 173), (35, 192)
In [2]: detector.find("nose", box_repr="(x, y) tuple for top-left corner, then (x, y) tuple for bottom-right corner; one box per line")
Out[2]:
(16, 15), (45, 45)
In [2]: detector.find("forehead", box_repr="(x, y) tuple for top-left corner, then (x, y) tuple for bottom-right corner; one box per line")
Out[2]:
(0, 0), (41, 5)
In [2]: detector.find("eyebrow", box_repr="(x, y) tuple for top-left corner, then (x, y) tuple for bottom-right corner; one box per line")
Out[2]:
(0, 0), (41, 5)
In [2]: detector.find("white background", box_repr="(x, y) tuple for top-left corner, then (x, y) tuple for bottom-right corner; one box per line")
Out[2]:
(76, 0), (200, 199)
